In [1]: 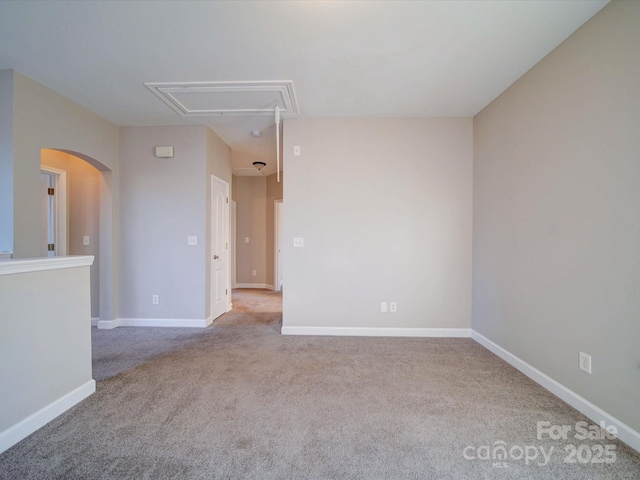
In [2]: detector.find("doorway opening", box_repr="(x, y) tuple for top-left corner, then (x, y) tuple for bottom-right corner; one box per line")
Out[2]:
(223, 173), (283, 328)
(214, 289), (282, 331)
(40, 148), (112, 324)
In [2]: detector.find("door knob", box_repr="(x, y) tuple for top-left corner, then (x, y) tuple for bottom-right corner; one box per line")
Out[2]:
(213, 255), (219, 260)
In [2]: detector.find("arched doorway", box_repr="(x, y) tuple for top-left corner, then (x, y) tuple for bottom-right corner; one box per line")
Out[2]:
(40, 148), (112, 323)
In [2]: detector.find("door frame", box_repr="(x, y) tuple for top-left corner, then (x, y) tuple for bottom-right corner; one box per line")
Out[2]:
(210, 175), (231, 321)
(40, 166), (67, 256)
(231, 200), (237, 290)
(274, 199), (283, 291)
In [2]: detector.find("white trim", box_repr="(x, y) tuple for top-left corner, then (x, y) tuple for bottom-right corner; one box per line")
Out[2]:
(230, 200), (236, 292)
(97, 318), (119, 330)
(471, 330), (640, 453)
(274, 199), (283, 292)
(118, 318), (211, 328)
(98, 318), (211, 329)
(0, 380), (95, 455)
(144, 81), (300, 117)
(281, 326), (471, 337)
(235, 283), (275, 290)
(97, 317), (215, 329)
(0, 256), (94, 275)
(91, 317), (99, 327)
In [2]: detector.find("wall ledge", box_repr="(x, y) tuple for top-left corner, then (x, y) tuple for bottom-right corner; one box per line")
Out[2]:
(0, 256), (94, 275)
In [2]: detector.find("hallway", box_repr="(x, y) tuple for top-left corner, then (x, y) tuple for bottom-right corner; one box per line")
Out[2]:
(214, 289), (282, 329)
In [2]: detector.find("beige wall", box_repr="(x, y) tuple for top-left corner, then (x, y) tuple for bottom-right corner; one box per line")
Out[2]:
(120, 126), (210, 320)
(41, 149), (101, 318)
(283, 118), (473, 329)
(0, 71), (13, 253)
(234, 176), (268, 285)
(10, 71), (120, 320)
(473, 0), (640, 433)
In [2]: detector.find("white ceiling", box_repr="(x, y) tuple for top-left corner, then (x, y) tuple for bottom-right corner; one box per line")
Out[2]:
(0, 0), (609, 176)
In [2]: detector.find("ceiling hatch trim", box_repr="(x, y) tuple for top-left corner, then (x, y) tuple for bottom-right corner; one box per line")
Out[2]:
(144, 80), (300, 117)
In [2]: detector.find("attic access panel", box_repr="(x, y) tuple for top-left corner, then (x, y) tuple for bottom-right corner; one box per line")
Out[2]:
(144, 81), (299, 117)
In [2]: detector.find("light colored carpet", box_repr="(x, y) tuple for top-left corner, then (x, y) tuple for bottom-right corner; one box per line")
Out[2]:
(1, 289), (638, 479)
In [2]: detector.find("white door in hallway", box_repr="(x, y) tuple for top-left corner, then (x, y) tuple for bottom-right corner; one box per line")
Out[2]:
(41, 172), (54, 257)
(40, 167), (67, 257)
(211, 175), (230, 320)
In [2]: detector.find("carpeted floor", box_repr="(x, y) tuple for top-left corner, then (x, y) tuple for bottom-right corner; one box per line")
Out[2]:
(1, 289), (639, 479)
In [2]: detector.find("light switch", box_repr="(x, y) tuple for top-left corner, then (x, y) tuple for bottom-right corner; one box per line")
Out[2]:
(245, 237), (250, 243)
(83, 235), (90, 246)
(293, 237), (304, 248)
(188, 235), (198, 246)
(293, 145), (301, 156)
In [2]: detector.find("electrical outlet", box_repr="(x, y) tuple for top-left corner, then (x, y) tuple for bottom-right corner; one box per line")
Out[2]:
(390, 302), (397, 313)
(152, 294), (159, 305)
(579, 352), (592, 374)
(380, 302), (388, 313)
(187, 235), (198, 246)
(252, 270), (257, 276)
(83, 235), (90, 246)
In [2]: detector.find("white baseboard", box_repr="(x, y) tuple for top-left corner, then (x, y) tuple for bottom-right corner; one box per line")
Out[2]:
(235, 283), (274, 290)
(90, 317), (99, 327)
(281, 326), (471, 337)
(471, 330), (640, 453)
(97, 318), (119, 329)
(117, 318), (211, 328)
(0, 379), (95, 455)
(97, 317), (211, 329)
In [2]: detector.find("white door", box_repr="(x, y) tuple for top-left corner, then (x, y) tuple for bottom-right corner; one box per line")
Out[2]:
(211, 176), (230, 320)
(40, 166), (67, 257)
(41, 173), (54, 257)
